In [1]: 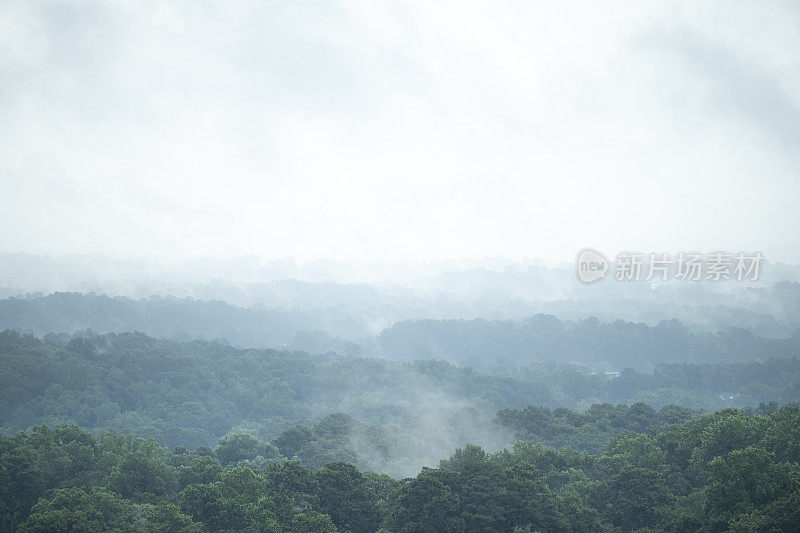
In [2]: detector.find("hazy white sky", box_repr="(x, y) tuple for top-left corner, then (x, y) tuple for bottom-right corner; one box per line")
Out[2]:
(1, 1), (799, 263)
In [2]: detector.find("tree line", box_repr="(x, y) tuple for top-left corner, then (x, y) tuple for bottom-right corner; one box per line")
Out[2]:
(379, 315), (800, 370)
(1, 330), (797, 457)
(2, 403), (798, 532)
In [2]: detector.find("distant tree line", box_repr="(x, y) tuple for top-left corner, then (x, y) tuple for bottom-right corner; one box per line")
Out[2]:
(0, 292), (364, 353)
(379, 315), (800, 370)
(3, 292), (800, 371)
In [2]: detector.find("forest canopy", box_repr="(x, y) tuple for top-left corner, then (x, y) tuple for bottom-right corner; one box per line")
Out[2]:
(2, 403), (798, 532)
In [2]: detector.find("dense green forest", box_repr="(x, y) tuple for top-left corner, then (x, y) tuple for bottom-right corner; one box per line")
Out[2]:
(1, 313), (799, 531)
(2, 403), (798, 532)
(1, 321), (799, 530)
(2, 330), (797, 452)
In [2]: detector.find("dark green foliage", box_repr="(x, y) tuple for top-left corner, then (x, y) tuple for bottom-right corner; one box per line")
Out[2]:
(386, 469), (465, 532)
(316, 462), (381, 533)
(273, 425), (314, 458)
(494, 402), (695, 451)
(215, 433), (281, 466)
(4, 403), (799, 532)
(17, 488), (201, 533)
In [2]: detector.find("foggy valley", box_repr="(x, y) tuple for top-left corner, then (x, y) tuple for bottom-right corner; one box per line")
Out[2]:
(2, 1), (800, 532)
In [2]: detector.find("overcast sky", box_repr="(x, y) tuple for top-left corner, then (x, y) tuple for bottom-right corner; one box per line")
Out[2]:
(1, 1), (799, 263)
